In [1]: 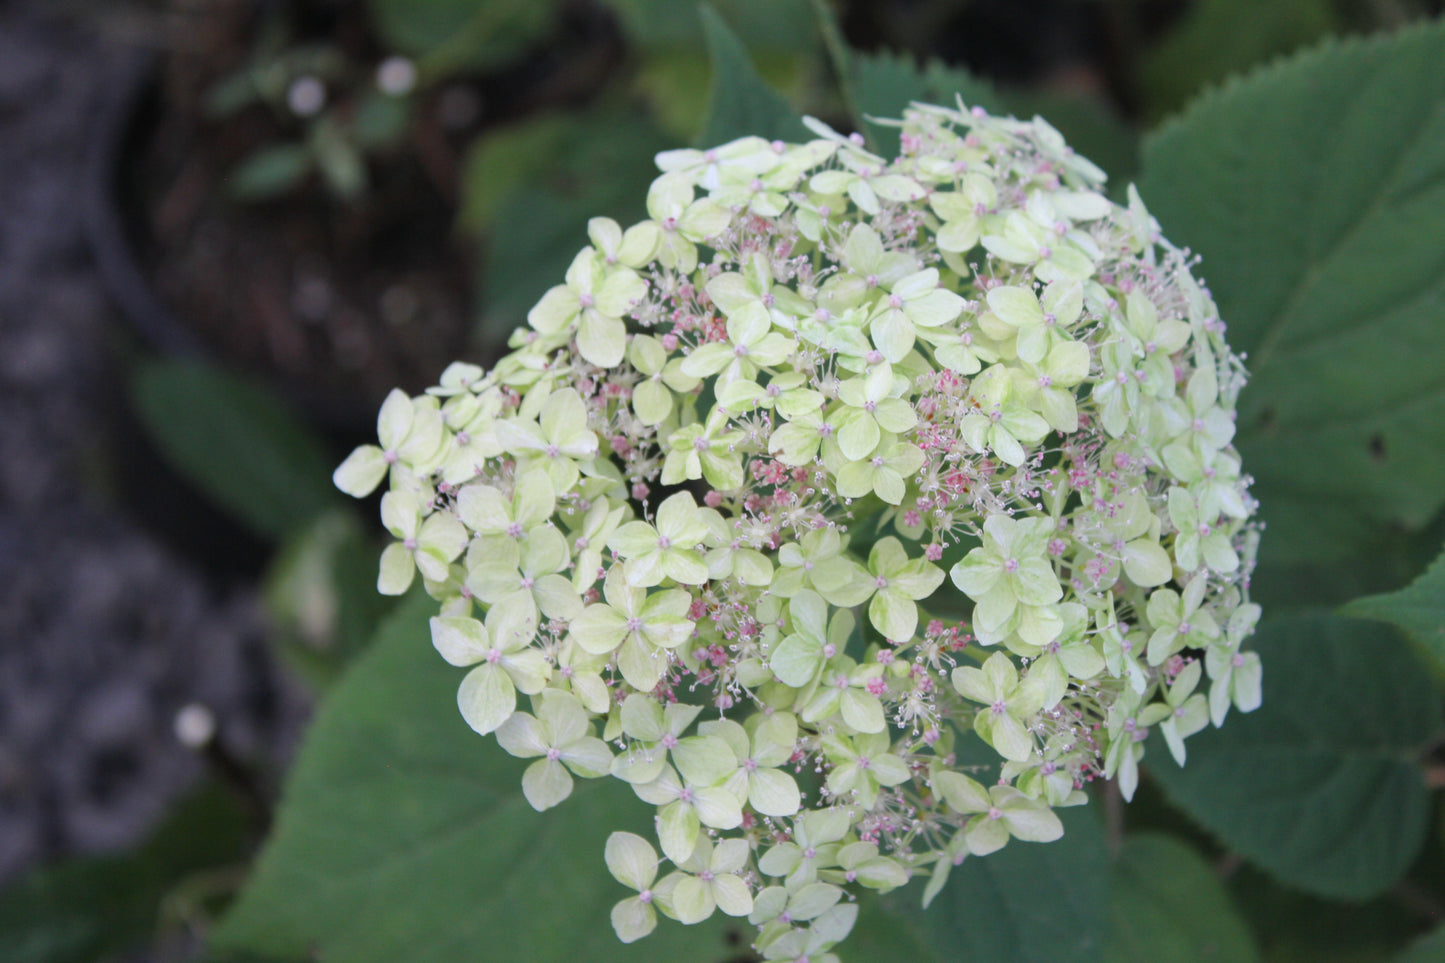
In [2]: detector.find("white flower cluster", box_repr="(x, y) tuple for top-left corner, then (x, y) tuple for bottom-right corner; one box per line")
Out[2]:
(335, 101), (1262, 961)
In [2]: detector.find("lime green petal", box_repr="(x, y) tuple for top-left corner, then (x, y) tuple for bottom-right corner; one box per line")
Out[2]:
(605, 831), (659, 890)
(769, 633), (823, 687)
(672, 875), (716, 925)
(457, 663), (515, 736)
(523, 751), (572, 803)
(377, 542), (416, 595)
(610, 896), (657, 943)
(658, 800), (701, 865)
(333, 445), (388, 497)
(749, 768), (801, 817)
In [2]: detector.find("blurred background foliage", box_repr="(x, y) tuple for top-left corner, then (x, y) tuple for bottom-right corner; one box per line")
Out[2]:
(7, 0), (1445, 961)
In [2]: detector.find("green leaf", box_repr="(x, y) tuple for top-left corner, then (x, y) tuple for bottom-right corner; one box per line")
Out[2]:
(846, 892), (942, 962)
(1222, 859), (1429, 963)
(1397, 924), (1445, 963)
(697, 4), (806, 146)
(459, 114), (575, 235)
(131, 359), (341, 540)
(606, 0), (815, 53)
(262, 510), (397, 691)
(366, 0), (560, 75)
(880, 801), (1109, 963)
(1105, 833), (1259, 963)
(0, 783), (252, 963)
(227, 144), (312, 201)
(1248, 509), (1445, 617)
(1341, 541), (1445, 671)
(1138, 20), (1445, 566)
(1145, 614), (1442, 900)
(210, 594), (744, 962)
(607, 0), (817, 141)
(311, 118), (367, 201)
(472, 110), (671, 346)
(1138, 0), (1337, 123)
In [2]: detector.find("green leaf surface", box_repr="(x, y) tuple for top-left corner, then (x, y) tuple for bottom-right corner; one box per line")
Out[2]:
(262, 510), (397, 690)
(227, 144), (312, 201)
(1138, 0), (1337, 123)
(1145, 614), (1442, 900)
(131, 360), (341, 540)
(605, 0), (815, 52)
(1220, 861), (1427, 963)
(210, 594), (743, 963)
(1138, 20), (1445, 565)
(1247, 504), (1445, 617)
(847, 892), (941, 961)
(366, 0), (559, 74)
(1341, 540), (1445, 670)
(698, 4), (807, 146)
(0, 783), (253, 963)
(471, 109), (671, 344)
(460, 114), (576, 235)
(881, 801), (1109, 963)
(1105, 833), (1259, 963)
(1398, 924), (1445, 963)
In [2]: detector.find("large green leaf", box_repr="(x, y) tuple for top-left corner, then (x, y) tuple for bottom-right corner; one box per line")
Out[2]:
(604, 0), (816, 53)
(1223, 862), (1428, 963)
(1341, 540), (1445, 671)
(130, 360), (341, 541)
(471, 109), (672, 346)
(697, 4), (807, 146)
(1398, 924), (1445, 963)
(1137, 0), (1337, 123)
(1145, 614), (1442, 900)
(1138, 20), (1445, 566)
(881, 802), (1109, 963)
(210, 594), (742, 963)
(605, 0), (817, 142)
(1105, 833), (1259, 963)
(1246, 506), (1445, 617)
(0, 783), (253, 963)
(262, 510), (398, 691)
(847, 894), (943, 962)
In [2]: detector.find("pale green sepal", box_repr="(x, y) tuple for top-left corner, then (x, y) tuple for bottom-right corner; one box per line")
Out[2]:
(377, 542), (415, 595)
(333, 445), (388, 497)
(657, 800), (701, 865)
(429, 616), (488, 667)
(770, 632), (824, 686)
(693, 786), (744, 828)
(672, 735), (737, 787)
(606, 831), (659, 891)
(611, 897), (656, 943)
(788, 882), (843, 922)
(520, 758), (573, 811)
(713, 873), (753, 917)
(1123, 538), (1172, 587)
(672, 876), (715, 924)
(456, 663), (515, 735)
(749, 768), (801, 817)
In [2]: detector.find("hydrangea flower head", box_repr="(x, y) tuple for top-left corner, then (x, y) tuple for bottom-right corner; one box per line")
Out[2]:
(336, 100), (1262, 959)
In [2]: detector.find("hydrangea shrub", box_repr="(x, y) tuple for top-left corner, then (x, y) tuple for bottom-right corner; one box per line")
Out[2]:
(335, 100), (1261, 960)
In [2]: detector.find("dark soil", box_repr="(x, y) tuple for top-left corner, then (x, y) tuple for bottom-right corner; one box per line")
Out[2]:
(122, 0), (476, 433)
(0, 1), (309, 891)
